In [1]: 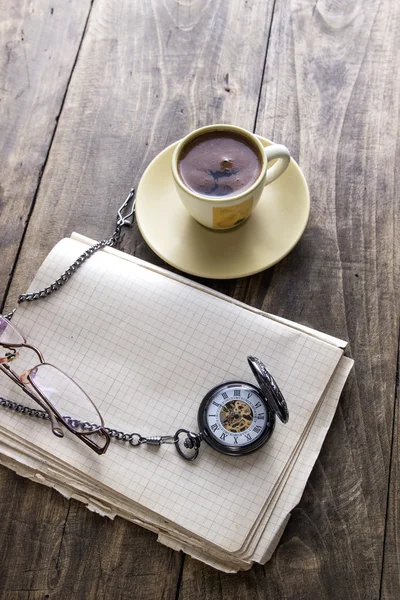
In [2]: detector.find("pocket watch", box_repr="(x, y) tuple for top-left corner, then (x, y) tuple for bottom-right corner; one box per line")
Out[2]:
(174, 356), (289, 460)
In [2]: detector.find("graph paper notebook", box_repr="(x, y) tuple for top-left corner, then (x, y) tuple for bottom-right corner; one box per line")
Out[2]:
(0, 235), (353, 572)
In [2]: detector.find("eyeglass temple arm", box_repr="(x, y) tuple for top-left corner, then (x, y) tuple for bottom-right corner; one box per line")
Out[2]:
(0, 363), (64, 438)
(0, 341), (44, 363)
(78, 428), (110, 455)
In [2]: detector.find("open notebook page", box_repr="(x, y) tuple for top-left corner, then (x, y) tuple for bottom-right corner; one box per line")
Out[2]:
(0, 238), (343, 552)
(72, 235), (352, 562)
(73, 233), (347, 351)
(72, 234), (353, 562)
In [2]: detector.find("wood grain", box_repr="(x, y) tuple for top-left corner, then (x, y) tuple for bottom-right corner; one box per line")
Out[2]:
(0, 0), (92, 308)
(381, 347), (400, 600)
(181, 0), (400, 597)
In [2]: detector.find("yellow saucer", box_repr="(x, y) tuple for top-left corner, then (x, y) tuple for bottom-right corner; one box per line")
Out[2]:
(135, 136), (310, 279)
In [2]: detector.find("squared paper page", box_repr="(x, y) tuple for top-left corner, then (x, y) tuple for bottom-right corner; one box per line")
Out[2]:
(0, 238), (343, 552)
(73, 233), (348, 350)
(72, 235), (350, 556)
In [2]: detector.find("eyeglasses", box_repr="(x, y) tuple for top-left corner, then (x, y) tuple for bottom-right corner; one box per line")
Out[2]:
(0, 315), (110, 455)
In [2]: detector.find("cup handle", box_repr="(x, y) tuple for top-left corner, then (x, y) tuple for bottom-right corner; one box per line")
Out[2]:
(264, 144), (291, 186)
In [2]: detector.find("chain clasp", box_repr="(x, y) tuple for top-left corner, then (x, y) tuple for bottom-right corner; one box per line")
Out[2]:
(116, 188), (136, 228)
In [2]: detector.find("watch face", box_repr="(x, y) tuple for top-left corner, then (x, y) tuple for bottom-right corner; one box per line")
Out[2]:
(198, 382), (275, 456)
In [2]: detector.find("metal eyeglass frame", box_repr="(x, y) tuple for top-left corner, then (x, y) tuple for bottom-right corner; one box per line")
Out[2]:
(0, 315), (110, 455)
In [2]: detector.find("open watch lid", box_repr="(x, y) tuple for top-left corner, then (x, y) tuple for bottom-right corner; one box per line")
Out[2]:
(247, 356), (289, 423)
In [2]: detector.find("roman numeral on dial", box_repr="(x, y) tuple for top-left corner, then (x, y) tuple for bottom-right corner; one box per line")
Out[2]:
(234, 390), (241, 397)
(211, 423), (218, 432)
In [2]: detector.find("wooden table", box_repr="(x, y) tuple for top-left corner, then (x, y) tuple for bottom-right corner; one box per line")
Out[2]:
(0, 1), (398, 598)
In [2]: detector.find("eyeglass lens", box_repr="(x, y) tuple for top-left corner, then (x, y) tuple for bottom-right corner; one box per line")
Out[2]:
(0, 315), (25, 346)
(29, 364), (103, 432)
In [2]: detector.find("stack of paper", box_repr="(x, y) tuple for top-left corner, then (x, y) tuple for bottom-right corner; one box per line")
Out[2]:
(0, 235), (353, 572)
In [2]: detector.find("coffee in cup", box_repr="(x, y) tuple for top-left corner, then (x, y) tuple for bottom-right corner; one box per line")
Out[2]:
(172, 124), (291, 230)
(178, 131), (263, 198)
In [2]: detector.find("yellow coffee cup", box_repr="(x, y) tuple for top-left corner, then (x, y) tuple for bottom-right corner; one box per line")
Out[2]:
(171, 124), (291, 230)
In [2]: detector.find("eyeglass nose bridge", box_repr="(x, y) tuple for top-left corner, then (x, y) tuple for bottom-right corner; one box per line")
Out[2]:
(21, 343), (45, 364)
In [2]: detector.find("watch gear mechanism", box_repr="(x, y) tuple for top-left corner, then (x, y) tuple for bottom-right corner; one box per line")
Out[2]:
(220, 400), (253, 433)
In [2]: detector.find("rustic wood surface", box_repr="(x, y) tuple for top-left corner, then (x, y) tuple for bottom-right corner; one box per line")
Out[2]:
(0, 0), (398, 598)
(381, 352), (400, 600)
(0, 0), (92, 311)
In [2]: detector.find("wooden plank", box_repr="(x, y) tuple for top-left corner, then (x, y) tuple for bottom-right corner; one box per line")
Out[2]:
(0, 0), (276, 598)
(259, 0), (400, 585)
(4, 0), (276, 313)
(381, 348), (400, 600)
(0, 466), (181, 600)
(0, 0), (92, 308)
(0, 466), (69, 600)
(180, 0), (400, 596)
